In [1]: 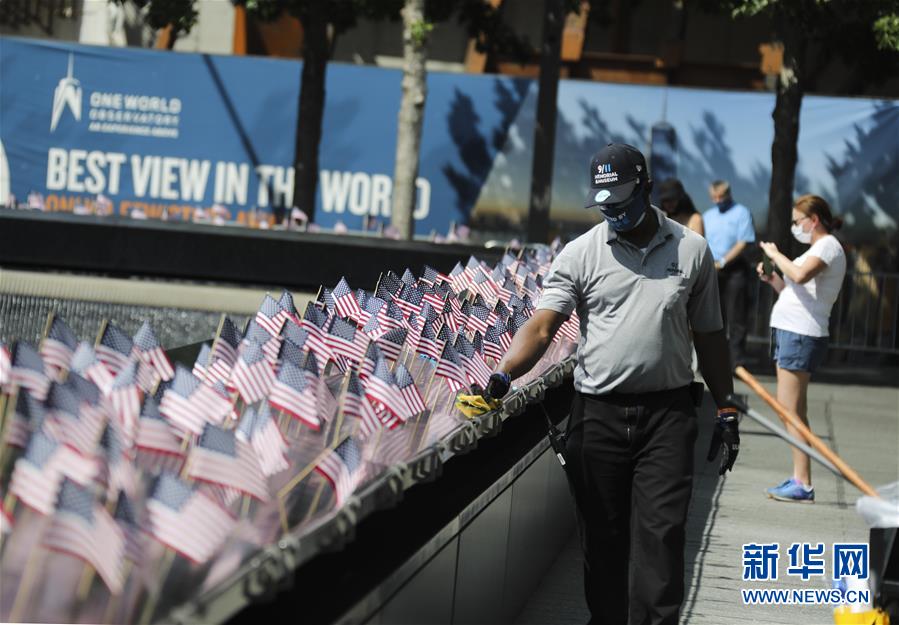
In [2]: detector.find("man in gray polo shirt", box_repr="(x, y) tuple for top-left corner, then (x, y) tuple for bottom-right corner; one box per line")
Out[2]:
(468, 144), (739, 625)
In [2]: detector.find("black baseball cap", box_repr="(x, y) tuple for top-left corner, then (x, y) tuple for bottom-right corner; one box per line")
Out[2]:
(584, 143), (648, 208)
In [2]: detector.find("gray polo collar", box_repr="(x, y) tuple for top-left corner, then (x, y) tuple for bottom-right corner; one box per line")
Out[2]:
(605, 206), (673, 246)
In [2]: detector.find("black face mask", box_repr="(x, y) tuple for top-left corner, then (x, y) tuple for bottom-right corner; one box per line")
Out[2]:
(599, 190), (648, 232)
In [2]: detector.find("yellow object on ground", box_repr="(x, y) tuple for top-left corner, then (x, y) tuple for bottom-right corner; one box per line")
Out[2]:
(454, 393), (501, 419)
(833, 606), (890, 625)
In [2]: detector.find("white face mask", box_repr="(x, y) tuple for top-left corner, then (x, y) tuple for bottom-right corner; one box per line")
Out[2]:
(791, 223), (812, 244)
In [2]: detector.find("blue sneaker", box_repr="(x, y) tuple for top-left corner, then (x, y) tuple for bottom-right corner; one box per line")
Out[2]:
(765, 478), (815, 503)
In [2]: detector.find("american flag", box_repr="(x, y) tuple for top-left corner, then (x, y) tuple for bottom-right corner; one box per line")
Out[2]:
(8, 341), (50, 400)
(70, 342), (114, 394)
(47, 382), (104, 455)
(1, 493), (12, 536)
(435, 343), (468, 392)
(255, 294), (285, 337)
(472, 330), (485, 356)
(187, 423), (270, 501)
(211, 317), (243, 368)
(393, 284), (424, 318)
(277, 289), (298, 325)
(160, 366), (232, 435)
(363, 296), (387, 329)
(421, 265), (450, 286)
(269, 362), (319, 430)
(237, 404), (288, 477)
(342, 371), (381, 436)
(40, 315), (78, 373)
(304, 351), (320, 377)
(244, 321), (282, 365)
(449, 261), (469, 292)
(301, 302), (335, 365)
(96, 324), (133, 376)
(494, 299), (510, 321)
(455, 334), (492, 388)
(0, 343), (10, 387)
(420, 283), (444, 311)
(192, 343), (212, 381)
(332, 277), (363, 321)
(326, 317), (369, 364)
(376, 327), (408, 362)
(416, 320), (442, 361)
(109, 360), (141, 446)
(467, 304), (492, 335)
(98, 425), (136, 498)
(394, 363), (427, 416)
(362, 315), (383, 340)
(381, 300), (407, 332)
(231, 342), (275, 404)
(470, 268), (499, 304)
(318, 287), (337, 314)
(113, 492), (145, 564)
(9, 430), (63, 514)
(522, 274), (539, 297)
(278, 338), (306, 368)
(354, 289), (373, 325)
(132, 321), (174, 388)
(315, 437), (363, 508)
(557, 315), (580, 343)
(359, 341), (383, 379)
(420, 301), (439, 325)
(43, 479), (125, 594)
(135, 397), (185, 472)
(280, 320), (308, 350)
(144, 473), (235, 564)
(508, 309), (530, 336)
(364, 358), (410, 421)
(4, 391), (42, 448)
(377, 271), (403, 299)
(436, 323), (455, 346)
(399, 268), (416, 286)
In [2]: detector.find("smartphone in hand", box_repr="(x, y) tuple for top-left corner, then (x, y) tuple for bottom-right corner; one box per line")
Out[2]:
(762, 255), (774, 276)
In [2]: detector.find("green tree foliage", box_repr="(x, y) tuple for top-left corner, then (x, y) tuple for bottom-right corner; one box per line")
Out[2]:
(703, 0), (899, 251)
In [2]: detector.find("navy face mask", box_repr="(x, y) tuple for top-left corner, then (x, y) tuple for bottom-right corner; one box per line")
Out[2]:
(716, 198), (734, 212)
(600, 190), (648, 232)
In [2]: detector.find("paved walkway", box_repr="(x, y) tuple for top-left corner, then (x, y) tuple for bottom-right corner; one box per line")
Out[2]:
(514, 372), (899, 625)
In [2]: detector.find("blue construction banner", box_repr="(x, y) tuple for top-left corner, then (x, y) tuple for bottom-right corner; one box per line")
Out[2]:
(1, 36), (896, 244)
(0, 37), (300, 225)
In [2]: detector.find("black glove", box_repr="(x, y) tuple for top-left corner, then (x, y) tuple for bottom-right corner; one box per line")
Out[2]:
(707, 407), (740, 475)
(485, 371), (511, 400)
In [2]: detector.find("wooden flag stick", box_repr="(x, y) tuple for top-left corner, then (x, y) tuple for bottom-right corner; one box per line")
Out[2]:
(9, 548), (45, 623)
(735, 366), (879, 498)
(277, 445), (334, 503)
(75, 562), (96, 602)
(94, 319), (109, 349)
(102, 561), (133, 624)
(208, 313), (227, 362)
(40, 311), (55, 344)
(302, 480), (327, 524)
(137, 548), (176, 625)
(329, 370), (352, 448)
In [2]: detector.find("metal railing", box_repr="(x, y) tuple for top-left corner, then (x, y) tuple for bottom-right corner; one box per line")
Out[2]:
(748, 271), (899, 355)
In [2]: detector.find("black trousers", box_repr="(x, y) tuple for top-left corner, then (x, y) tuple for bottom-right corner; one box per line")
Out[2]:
(565, 387), (698, 625)
(718, 263), (749, 366)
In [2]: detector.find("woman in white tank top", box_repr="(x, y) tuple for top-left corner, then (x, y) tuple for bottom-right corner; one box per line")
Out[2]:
(756, 195), (846, 504)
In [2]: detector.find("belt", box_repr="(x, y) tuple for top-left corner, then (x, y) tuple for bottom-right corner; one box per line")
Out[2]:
(576, 385), (692, 406)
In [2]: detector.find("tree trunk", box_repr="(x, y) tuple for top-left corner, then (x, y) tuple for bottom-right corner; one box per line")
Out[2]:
(293, 1), (329, 222)
(766, 24), (805, 253)
(391, 0), (428, 240)
(526, 0), (564, 243)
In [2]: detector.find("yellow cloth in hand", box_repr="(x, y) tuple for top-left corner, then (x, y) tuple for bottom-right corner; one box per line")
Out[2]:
(455, 393), (501, 419)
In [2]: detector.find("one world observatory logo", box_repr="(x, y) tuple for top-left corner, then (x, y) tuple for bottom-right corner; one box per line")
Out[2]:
(50, 53), (81, 132)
